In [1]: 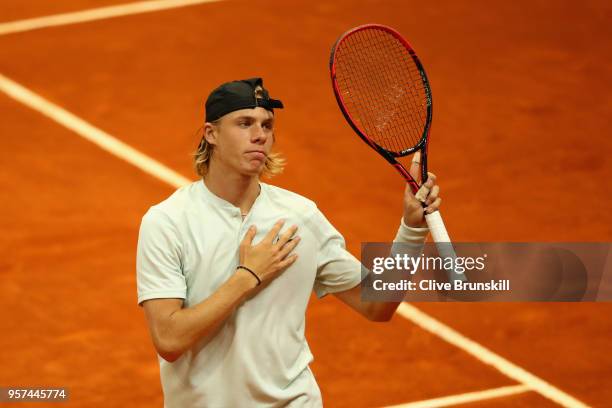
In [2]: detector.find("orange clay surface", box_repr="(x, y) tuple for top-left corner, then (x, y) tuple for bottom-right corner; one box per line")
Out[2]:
(0, 0), (610, 407)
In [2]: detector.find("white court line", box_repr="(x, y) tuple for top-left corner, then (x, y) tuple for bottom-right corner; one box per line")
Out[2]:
(0, 0), (220, 36)
(0, 73), (190, 188)
(397, 304), (590, 408)
(0, 73), (590, 408)
(383, 384), (530, 408)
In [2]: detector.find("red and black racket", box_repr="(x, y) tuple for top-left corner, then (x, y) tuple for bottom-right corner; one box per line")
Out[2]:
(330, 23), (465, 281)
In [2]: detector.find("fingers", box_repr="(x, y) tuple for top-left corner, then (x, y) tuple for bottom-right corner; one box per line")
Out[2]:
(425, 197), (442, 214)
(423, 173), (441, 213)
(408, 151), (421, 182)
(423, 171), (436, 189)
(276, 253), (299, 270)
(241, 225), (257, 246)
(277, 236), (301, 259)
(414, 172), (437, 203)
(263, 220), (285, 243)
(425, 185), (439, 205)
(404, 170), (442, 226)
(275, 224), (298, 247)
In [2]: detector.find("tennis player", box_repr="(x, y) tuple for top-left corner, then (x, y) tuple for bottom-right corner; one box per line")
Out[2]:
(136, 78), (441, 407)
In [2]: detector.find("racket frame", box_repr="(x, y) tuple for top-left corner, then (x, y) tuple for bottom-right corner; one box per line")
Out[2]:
(329, 23), (433, 194)
(330, 24), (467, 283)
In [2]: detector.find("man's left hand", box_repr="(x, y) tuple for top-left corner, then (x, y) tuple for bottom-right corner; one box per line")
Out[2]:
(402, 153), (442, 228)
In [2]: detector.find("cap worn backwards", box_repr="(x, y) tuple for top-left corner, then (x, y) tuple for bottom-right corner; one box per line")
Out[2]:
(205, 77), (284, 122)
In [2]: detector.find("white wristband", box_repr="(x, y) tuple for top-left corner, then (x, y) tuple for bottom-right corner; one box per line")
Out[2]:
(394, 217), (429, 243)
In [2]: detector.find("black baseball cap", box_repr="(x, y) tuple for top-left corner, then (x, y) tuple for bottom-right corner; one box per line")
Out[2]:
(205, 77), (284, 122)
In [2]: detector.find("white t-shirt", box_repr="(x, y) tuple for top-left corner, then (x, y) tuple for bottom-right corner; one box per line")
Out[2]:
(136, 180), (427, 407)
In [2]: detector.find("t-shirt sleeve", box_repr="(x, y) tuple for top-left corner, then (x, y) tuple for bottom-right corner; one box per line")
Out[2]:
(136, 208), (187, 305)
(311, 209), (362, 298)
(311, 212), (431, 298)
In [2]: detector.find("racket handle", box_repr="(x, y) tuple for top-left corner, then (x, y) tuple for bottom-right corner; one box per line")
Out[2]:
(424, 211), (467, 282)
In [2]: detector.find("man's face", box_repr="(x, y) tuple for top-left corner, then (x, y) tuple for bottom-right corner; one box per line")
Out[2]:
(206, 107), (275, 177)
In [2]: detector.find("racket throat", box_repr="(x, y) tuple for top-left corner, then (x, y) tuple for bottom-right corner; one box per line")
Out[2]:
(392, 163), (420, 193)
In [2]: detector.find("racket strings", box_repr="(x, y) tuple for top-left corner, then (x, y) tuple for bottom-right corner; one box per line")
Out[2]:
(365, 27), (428, 150)
(334, 27), (430, 153)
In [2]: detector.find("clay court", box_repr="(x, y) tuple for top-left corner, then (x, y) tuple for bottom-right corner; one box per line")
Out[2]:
(0, 0), (610, 406)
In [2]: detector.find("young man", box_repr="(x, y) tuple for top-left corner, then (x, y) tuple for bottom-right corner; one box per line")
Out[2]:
(136, 78), (441, 407)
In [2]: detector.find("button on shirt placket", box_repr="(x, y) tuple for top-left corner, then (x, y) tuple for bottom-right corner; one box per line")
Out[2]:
(235, 209), (249, 245)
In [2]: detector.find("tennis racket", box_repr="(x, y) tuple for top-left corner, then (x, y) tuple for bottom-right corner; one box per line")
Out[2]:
(329, 23), (465, 282)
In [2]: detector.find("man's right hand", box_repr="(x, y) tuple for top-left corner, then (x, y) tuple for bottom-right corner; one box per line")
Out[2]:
(237, 220), (300, 288)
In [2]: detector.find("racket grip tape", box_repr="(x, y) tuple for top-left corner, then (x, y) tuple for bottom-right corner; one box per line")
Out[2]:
(424, 210), (450, 242)
(424, 211), (467, 282)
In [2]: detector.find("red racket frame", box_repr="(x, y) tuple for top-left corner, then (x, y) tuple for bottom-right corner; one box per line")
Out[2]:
(329, 23), (433, 194)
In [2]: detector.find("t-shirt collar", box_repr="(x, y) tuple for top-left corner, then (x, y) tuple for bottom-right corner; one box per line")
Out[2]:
(198, 179), (266, 212)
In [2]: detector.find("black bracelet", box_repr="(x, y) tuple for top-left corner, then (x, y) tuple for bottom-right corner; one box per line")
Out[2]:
(237, 265), (261, 286)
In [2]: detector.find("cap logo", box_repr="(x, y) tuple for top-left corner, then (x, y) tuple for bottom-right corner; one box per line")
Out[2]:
(254, 85), (264, 100)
